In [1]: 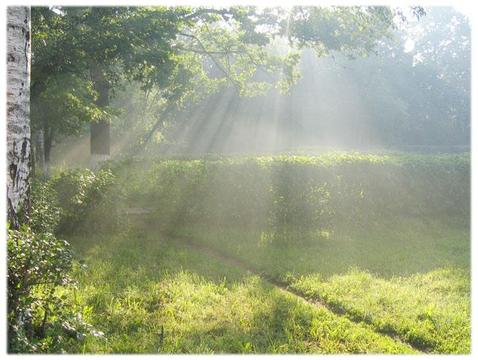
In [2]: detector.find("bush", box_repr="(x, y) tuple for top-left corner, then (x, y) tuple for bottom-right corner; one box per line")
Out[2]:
(7, 167), (116, 352)
(112, 152), (470, 243)
(7, 226), (84, 352)
(49, 168), (119, 234)
(29, 180), (61, 234)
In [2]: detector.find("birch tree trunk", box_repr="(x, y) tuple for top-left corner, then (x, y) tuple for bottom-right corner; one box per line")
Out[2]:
(7, 6), (31, 229)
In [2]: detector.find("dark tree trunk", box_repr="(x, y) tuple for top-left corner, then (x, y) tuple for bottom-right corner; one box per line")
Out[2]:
(32, 128), (46, 177)
(90, 64), (110, 165)
(90, 121), (110, 155)
(43, 128), (53, 177)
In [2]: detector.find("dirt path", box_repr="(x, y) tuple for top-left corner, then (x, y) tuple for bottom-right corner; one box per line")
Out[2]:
(168, 233), (428, 354)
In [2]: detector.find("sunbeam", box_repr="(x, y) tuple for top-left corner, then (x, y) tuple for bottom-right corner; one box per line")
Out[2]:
(8, 5), (471, 355)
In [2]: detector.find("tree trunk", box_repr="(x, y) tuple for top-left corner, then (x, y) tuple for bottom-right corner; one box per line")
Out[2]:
(7, 6), (31, 229)
(32, 128), (45, 177)
(90, 63), (110, 167)
(43, 128), (53, 177)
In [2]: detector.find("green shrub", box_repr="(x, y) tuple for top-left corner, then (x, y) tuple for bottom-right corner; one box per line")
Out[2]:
(29, 180), (61, 234)
(7, 226), (86, 353)
(7, 168), (116, 352)
(112, 152), (469, 244)
(49, 168), (119, 234)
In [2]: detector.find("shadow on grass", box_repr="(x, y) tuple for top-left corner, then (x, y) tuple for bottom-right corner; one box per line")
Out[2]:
(169, 215), (470, 279)
(161, 283), (415, 354)
(64, 228), (417, 354)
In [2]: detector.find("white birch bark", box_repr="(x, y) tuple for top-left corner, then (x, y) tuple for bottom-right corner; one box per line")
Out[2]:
(7, 6), (31, 228)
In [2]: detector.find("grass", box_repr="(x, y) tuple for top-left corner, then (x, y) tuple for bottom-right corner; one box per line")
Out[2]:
(63, 229), (418, 354)
(169, 215), (470, 353)
(172, 216), (469, 278)
(290, 268), (470, 353)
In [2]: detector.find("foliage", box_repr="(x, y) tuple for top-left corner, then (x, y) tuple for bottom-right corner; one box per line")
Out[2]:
(31, 7), (110, 166)
(8, 175), (73, 352)
(7, 167), (118, 353)
(31, 5), (405, 157)
(31, 73), (108, 136)
(29, 168), (119, 236)
(114, 152), (469, 243)
(48, 168), (119, 234)
(337, 7), (470, 146)
(144, 7), (468, 155)
(287, 6), (394, 57)
(7, 226), (78, 353)
(29, 180), (61, 234)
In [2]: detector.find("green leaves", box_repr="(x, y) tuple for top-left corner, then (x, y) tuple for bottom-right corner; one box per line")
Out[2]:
(8, 167), (121, 352)
(30, 5), (402, 150)
(7, 226), (75, 352)
(287, 6), (394, 58)
(31, 73), (106, 136)
(49, 168), (118, 234)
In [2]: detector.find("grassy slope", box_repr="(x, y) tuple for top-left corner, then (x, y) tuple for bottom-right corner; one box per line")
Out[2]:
(64, 230), (417, 354)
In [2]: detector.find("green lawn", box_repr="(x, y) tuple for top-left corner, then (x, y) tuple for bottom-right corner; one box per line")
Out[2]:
(169, 216), (470, 353)
(64, 230), (418, 354)
(61, 212), (470, 354)
(172, 216), (469, 278)
(290, 268), (470, 353)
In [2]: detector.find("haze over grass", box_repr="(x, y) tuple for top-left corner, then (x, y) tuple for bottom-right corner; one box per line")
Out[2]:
(46, 151), (470, 354)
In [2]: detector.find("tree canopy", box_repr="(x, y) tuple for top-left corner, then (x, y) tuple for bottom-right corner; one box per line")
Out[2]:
(31, 5), (411, 168)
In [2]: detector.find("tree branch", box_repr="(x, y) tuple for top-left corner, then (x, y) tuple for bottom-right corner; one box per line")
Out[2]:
(178, 32), (241, 88)
(135, 101), (177, 153)
(181, 8), (233, 21)
(174, 44), (246, 55)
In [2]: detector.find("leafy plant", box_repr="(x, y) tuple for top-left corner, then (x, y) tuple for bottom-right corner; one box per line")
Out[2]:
(29, 179), (61, 234)
(7, 168), (117, 353)
(113, 152), (469, 244)
(49, 168), (119, 234)
(7, 226), (77, 352)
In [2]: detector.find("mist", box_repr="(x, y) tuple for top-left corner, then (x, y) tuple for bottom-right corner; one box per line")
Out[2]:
(8, 5), (471, 355)
(40, 7), (469, 166)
